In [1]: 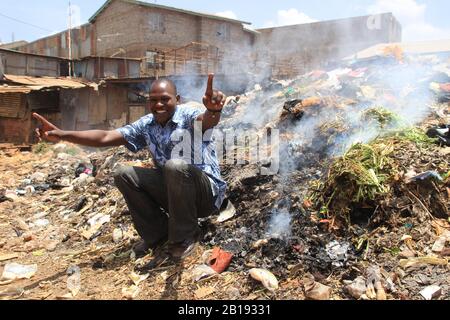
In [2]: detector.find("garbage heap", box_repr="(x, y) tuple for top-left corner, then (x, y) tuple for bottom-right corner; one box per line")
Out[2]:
(0, 48), (449, 300)
(210, 49), (449, 299)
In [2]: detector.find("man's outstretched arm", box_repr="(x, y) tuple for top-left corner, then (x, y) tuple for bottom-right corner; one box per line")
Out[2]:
(33, 113), (126, 148)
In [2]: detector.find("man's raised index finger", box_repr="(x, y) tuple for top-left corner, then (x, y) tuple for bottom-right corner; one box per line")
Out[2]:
(205, 73), (214, 96)
(32, 112), (45, 122)
(32, 113), (50, 125)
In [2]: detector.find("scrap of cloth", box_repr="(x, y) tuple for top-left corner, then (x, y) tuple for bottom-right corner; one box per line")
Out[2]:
(117, 104), (226, 209)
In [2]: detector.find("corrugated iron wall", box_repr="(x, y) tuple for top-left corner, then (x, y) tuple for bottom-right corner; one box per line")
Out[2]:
(0, 51), (62, 77)
(0, 93), (27, 118)
(0, 92), (31, 144)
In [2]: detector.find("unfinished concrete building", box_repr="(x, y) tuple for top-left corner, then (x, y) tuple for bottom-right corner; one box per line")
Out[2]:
(17, 0), (256, 77)
(16, 1), (401, 79)
(255, 13), (402, 78)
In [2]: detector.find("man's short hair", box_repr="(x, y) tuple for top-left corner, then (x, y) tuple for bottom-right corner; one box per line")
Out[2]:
(151, 79), (178, 95)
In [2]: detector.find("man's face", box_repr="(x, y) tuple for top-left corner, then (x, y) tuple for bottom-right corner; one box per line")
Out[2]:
(148, 81), (179, 125)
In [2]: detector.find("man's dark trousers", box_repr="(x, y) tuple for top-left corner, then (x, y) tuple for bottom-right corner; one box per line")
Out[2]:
(113, 159), (217, 246)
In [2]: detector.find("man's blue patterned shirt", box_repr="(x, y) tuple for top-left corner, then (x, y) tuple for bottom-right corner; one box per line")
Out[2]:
(116, 105), (226, 209)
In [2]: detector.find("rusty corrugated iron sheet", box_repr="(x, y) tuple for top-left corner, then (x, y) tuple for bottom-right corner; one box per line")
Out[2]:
(2, 74), (94, 89)
(0, 86), (32, 94)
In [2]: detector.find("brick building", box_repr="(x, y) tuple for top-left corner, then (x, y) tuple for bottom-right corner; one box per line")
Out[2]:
(17, 0), (255, 76)
(16, 1), (402, 79)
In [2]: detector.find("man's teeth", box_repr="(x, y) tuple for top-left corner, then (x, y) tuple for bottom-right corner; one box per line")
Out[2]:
(156, 111), (166, 114)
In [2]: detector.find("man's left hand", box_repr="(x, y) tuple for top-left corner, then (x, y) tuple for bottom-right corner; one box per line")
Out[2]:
(203, 74), (226, 112)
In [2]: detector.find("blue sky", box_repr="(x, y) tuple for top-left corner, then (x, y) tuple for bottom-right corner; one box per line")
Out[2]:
(0, 0), (449, 44)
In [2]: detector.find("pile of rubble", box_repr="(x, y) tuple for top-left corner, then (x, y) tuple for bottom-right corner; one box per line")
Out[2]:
(0, 48), (449, 300)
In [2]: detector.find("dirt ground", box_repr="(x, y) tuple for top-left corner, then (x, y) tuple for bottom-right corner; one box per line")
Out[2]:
(0, 135), (448, 300)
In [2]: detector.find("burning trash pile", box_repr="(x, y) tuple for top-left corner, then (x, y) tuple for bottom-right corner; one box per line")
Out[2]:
(0, 48), (449, 300)
(212, 49), (450, 299)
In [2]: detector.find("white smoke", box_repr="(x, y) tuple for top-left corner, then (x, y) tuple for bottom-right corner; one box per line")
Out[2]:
(266, 208), (292, 240)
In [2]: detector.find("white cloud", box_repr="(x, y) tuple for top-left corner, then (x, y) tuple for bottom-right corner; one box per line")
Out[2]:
(368, 0), (450, 41)
(215, 10), (238, 20)
(264, 9), (317, 28)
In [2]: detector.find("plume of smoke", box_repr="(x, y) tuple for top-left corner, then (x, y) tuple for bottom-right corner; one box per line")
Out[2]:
(170, 13), (439, 183)
(266, 208), (292, 240)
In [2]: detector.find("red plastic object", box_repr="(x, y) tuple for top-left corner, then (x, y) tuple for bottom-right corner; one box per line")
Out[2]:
(207, 247), (233, 273)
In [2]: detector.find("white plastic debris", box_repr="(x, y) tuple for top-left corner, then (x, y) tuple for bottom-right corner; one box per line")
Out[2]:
(88, 214), (111, 227)
(189, 264), (217, 282)
(81, 214), (111, 240)
(249, 268), (279, 292)
(1, 263), (38, 281)
(419, 285), (442, 300)
(217, 201), (236, 223)
(33, 219), (50, 228)
(325, 240), (350, 267)
(432, 235), (447, 253)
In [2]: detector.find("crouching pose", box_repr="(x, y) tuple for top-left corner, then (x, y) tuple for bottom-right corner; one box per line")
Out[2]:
(34, 74), (227, 261)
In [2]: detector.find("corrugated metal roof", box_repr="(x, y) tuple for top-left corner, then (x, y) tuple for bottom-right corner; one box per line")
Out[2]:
(89, 0), (251, 25)
(0, 48), (69, 61)
(2, 74), (89, 89)
(0, 85), (32, 94)
(345, 40), (450, 60)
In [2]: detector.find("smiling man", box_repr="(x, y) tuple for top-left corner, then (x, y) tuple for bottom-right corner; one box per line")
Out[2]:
(33, 74), (227, 261)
